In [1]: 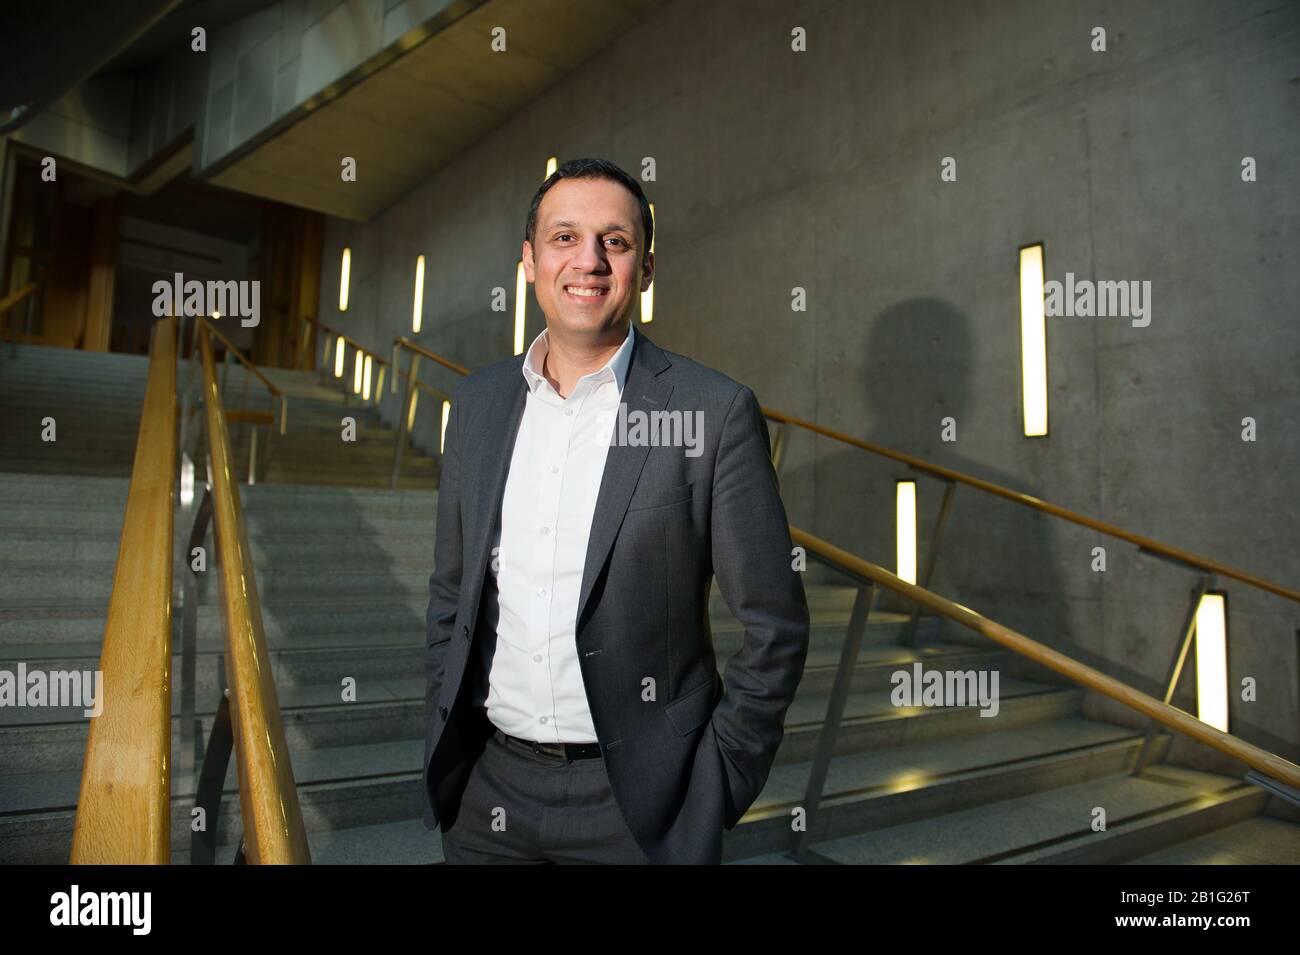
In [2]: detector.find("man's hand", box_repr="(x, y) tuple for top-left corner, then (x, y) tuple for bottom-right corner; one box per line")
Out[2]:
(707, 385), (810, 829)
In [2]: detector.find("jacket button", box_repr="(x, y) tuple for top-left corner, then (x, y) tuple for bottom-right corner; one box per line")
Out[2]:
(462, 625), (469, 638)
(439, 706), (448, 720)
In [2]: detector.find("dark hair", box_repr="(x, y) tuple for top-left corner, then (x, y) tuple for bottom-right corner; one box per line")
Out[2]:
(525, 158), (653, 270)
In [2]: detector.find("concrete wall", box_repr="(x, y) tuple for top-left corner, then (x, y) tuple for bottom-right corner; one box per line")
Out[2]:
(198, 0), (461, 171)
(11, 74), (137, 178)
(318, 0), (1300, 772)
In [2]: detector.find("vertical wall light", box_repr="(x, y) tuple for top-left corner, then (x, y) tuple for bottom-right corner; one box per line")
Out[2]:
(1195, 592), (1229, 732)
(362, 354), (373, 401)
(545, 156), (557, 179)
(1018, 242), (1048, 437)
(896, 480), (918, 585)
(440, 400), (451, 454)
(640, 201), (656, 324)
(353, 350), (363, 395)
(514, 260), (527, 355)
(412, 254), (425, 334)
(180, 453), (194, 508)
(407, 390), (419, 433)
(339, 247), (351, 312)
(333, 338), (345, 378)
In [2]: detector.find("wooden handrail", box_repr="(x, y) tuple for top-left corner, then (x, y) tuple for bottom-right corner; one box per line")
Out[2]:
(393, 336), (471, 378)
(0, 282), (38, 318)
(225, 409), (275, 426)
(198, 326), (311, 864)
(302, 314), (389, 366)
(339, 332), (1300, 789)
(765, 407), (1300, 605)
(198, 316), (282, 398)
(415, 379), (452, 403)
(790, 525), (1300, 790)
(385, 356), (453, 403)
(70, 315), (178, 863)
(376, 337), (1298, 605)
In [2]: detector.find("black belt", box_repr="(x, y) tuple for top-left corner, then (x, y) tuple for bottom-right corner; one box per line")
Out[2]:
(499, 729), (603, 760)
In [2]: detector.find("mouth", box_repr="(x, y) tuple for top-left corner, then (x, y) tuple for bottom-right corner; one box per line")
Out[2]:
(564, 284), (610, 301)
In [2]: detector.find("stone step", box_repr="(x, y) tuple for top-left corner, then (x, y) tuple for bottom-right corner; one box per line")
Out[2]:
(1123, 814), (1300, 864)
(758, 766), (1270, 865)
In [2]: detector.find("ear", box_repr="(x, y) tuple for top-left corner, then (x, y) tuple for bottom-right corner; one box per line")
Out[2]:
(522, 240), (536, 282)
(640, 250), (655, 292)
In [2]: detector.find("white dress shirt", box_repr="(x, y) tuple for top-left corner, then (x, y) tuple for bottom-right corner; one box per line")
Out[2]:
(472, 321), (636, 743)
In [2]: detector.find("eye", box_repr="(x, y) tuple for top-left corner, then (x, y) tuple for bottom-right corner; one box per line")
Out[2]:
(606, 237), (627, 248)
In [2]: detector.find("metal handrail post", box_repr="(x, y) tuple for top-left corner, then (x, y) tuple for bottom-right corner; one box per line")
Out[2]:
(320, 332), (333, 385)
(390, 352), (420, 488)
(791, 582), (875, 862)
(180, 487), (213, 784)
(1131, 573), (1215, 775)
(902, 479), (956, 648)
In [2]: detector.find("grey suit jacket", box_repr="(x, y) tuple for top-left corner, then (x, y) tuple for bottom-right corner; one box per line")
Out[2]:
(422, 328), (809, 864)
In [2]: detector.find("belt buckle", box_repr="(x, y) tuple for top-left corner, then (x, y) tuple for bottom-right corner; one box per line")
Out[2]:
(532, 740), (565, 759)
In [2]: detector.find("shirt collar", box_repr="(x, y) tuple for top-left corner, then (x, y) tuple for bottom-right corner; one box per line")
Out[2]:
(521, 322), (636, 396)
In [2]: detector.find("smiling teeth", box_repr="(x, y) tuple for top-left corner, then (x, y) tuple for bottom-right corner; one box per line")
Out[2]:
(567, 287), (606, 297)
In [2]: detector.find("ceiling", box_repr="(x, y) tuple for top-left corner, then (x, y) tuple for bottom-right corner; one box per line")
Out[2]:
(205, 0), (661, 222)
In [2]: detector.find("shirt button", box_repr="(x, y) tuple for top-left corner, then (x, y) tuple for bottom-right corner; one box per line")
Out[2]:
(550, 464), (559, 474)
(539, 716), (548, 724)
(537, 587), (546, 597)
(540, 526), (550, 535)
(564, 408), (573, 416)
(533, 653), (542, 663)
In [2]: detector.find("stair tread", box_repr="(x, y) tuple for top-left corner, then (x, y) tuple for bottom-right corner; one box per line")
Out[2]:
(787, 766), (1252, 864)
(1124, 815), (1300, 864)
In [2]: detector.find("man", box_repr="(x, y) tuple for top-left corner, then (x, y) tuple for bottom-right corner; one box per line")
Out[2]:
(423, 157), (809, 864)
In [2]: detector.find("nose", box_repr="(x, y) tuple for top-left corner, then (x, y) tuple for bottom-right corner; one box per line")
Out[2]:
(570, 234), (607, 273)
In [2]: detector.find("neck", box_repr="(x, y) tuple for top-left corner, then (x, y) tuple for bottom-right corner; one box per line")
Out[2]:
(542, 322), (628, 398)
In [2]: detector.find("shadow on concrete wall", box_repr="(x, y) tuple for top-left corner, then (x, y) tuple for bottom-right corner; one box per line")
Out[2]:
(783, 297), (1126, 682)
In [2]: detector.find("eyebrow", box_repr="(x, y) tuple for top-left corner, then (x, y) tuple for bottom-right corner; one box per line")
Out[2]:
(547, 219), (635, 235)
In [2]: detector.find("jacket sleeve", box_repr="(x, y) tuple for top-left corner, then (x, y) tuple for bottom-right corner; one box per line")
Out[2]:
(708, 385), (810, 829)
(426, 383), (466, 718)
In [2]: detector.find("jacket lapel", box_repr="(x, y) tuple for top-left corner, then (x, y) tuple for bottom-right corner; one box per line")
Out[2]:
(575, 330), (673, 633)
(463, 368), (526, 624)
(463, 329), (674, 637)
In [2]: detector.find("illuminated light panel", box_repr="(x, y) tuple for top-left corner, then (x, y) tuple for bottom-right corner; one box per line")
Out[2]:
(514, 260), (527, 356)
(1019, 243), (1048, 437)
(1195, 593), (1229, 732)
(896, 480), (918, 585)
(339, 248), (351, 311)
(412, 255), (425, 334)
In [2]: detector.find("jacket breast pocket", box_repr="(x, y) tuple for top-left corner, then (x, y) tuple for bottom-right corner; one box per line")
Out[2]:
(664, 675), (717, 736)
(627, 481), (694, 512)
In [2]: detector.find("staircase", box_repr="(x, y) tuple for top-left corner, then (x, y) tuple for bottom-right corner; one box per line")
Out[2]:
(0, 343), (442, 863)
(204, 360), (440, 490)
(723, 594), (1300, 863)
(0, 344), (149, 476)
(1, 342), (1295, 864)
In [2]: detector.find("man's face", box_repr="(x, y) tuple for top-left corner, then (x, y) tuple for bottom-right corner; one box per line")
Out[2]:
(523, 177), (654, 342)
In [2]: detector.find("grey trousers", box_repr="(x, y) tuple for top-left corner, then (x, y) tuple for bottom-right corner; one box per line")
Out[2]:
(440, 726), (651, 864)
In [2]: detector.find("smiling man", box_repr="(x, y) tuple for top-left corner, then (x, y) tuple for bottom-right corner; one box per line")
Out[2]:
(422, 157), (809, 864)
